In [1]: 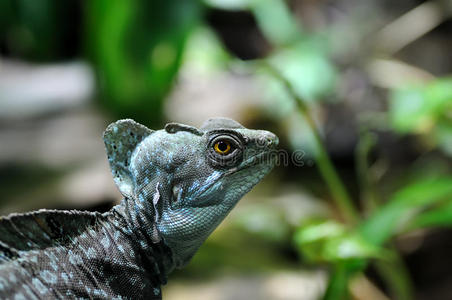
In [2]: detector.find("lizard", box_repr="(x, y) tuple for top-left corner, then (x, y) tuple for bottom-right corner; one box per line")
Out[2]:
(0, 117), (278, 299)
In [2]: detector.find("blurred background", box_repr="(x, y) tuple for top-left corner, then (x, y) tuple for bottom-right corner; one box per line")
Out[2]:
(0, 0), (452, 299)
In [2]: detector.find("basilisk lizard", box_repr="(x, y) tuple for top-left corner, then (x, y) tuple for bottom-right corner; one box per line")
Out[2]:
(0, 118), (278, 299)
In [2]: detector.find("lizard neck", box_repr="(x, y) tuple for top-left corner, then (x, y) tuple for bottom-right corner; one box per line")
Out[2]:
(106, 201), (176, 281)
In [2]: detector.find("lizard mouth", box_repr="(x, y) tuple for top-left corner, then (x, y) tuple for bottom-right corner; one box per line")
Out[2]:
(185, 151), (275, 208)
(225, 150), (276, 176)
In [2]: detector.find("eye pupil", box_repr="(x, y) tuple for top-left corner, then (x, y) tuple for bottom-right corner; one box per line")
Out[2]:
(218, 141), (228, 151)
(214, 140), (231, 154)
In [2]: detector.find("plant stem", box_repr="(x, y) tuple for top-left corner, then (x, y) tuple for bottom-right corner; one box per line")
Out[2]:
(355, 129), (379, 213)
(324, 263), (351, 300)
(355, 129), (414, 298)
(265, 64), (359, 224)
(374, 245), (414, 300)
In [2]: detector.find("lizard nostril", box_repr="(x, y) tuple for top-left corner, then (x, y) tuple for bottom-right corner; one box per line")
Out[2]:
(265, 133), (278, 147)
(257, 132), (279, 148)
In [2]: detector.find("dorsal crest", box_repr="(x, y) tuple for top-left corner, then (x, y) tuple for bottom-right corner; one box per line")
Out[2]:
(103, 119), (153, 198)
(0, 210), (100, 260)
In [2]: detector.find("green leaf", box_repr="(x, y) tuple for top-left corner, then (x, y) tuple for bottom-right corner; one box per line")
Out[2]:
(323, 263), (350, 300)
(425, 78), (452, 111)
(324, 261), (366, 300)
(294, 220), (346, 244)
(436, 119), (452, 156)
(389, 87), (429, 133)
(389, 77), (452, 134)
(268, 42), (337, 102)
(294, 220), (346, 263)
(294, 220), (384, 263)
(323, 234), (385, 261)
(85, 0), (203, 126)
(360, 177), (452, 245)
(252, 0), (301, 46)
(410, 200), (452, 229)
(181, 27), (231, 75)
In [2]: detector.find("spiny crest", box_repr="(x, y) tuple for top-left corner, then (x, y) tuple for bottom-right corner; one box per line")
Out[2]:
(0, 210), (99, 259)
(103, 119), (153, 198)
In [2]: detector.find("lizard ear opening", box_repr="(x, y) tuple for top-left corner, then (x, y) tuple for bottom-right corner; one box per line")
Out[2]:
(103, 119), (153, 198)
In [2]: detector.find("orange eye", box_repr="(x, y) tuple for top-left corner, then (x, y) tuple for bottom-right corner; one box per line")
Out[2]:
(214, 140), (231, 155)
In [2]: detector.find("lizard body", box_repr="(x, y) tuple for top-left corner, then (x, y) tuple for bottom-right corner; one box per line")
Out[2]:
(0, 118), (278, 299)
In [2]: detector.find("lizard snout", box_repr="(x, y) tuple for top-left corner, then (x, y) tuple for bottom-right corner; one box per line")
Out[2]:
(256, 130), (279, 149)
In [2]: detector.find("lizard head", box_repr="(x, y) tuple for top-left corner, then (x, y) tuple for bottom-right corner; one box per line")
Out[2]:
(104, 118), (278, 267)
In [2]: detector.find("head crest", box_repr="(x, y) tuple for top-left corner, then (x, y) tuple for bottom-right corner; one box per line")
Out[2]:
(103, 119), (153, 198)
(164, 123), (203, 136)
(200, 117), (245, 131)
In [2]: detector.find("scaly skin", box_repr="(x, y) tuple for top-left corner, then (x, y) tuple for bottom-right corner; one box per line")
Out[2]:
(0, 118), (278, 299)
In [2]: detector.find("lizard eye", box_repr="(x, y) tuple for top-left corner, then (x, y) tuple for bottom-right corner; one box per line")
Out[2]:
(207, 132), (244, 168)
(214, 140), (231, 155)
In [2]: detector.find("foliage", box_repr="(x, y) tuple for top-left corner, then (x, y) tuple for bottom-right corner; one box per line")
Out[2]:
(0, 0), (81, 60)
(389, 78), (452, 156)
(85, 0), (203, 126)
(238, 1), (452, 299)
(0, 0), (204, 127)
